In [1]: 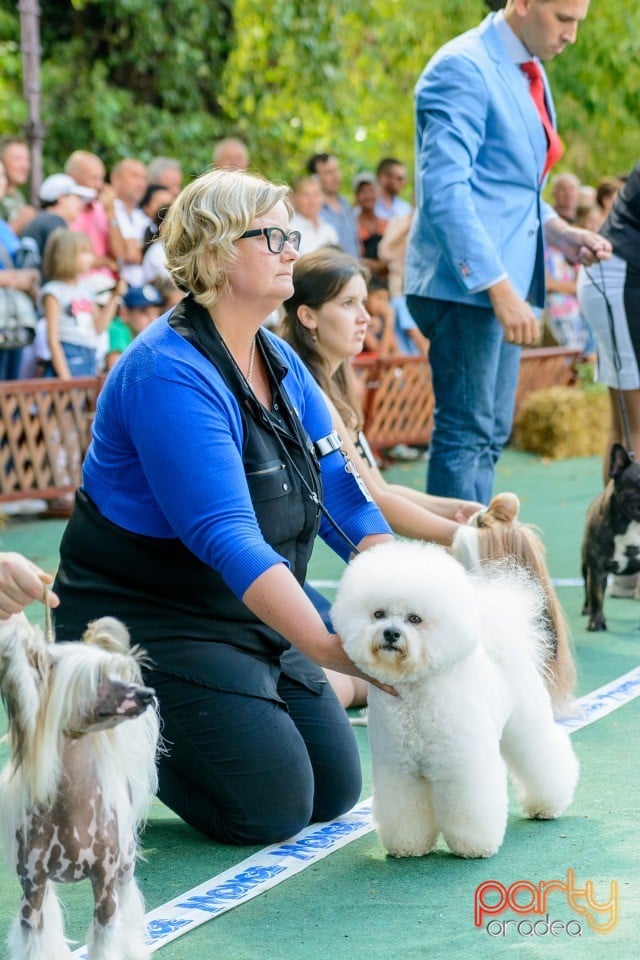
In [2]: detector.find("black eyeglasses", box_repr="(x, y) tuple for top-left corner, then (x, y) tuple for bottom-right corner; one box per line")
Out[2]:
(238, 226), (301, 254)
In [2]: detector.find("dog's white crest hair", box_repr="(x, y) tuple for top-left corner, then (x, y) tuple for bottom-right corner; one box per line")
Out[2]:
(450, 524), (482, 572)
(82, 615), (132, 653)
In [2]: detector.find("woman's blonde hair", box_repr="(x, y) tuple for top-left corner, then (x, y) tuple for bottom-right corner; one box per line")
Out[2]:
(280, 248), (368, 432)
(162, 168), (291, 309)
(42, 228), (91, 283)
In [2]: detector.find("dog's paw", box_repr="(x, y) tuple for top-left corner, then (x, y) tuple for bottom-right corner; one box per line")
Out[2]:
(447, 839), (500, 859)
(442, 825), (503, 859)
(385, 845), (433, 858)
(587, 614), (607, 632)
(524, 804), (566, 821)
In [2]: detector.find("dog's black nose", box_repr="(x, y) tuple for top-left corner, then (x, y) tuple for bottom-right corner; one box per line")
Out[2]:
(382, 627), (402, 647)
(135, 686), (156, 706)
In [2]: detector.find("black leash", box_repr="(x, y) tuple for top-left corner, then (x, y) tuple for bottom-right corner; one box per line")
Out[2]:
(247, 342), (363, 558)
(264, 409), (362, 558)
(275, 427), (362, 556)
(584, 260), (635, 460)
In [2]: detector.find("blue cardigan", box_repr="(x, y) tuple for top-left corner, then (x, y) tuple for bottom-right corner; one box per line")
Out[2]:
(83, 313), (391, 600)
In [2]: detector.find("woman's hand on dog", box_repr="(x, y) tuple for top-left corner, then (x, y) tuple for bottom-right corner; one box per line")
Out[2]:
(0, 552), (60, 620)
(324, 632), (398, 697)
(452, 500), (485, 523)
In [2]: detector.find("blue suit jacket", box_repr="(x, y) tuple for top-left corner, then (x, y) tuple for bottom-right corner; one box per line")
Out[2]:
(405, 14), (557, 310)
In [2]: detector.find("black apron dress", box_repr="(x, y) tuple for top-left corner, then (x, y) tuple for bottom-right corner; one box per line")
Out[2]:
(52, 296), (362, 843)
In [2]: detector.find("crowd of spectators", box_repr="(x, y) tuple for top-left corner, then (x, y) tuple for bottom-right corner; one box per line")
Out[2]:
(0, 133), (625, 396)
(0, 139), (421, 387)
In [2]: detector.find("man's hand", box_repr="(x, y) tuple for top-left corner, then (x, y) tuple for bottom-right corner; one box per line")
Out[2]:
(488, 279), (539, 346)
(545, 217), (612, 267)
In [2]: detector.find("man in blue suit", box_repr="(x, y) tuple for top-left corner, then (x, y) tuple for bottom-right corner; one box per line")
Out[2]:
(405, 0), (610, 503)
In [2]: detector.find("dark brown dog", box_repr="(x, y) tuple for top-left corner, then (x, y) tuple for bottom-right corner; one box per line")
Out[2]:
(582, 444), (640, 631)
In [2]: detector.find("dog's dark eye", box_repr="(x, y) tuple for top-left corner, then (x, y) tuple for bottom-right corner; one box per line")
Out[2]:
(373, 609), (386, 620)
(407, 614), (422, 625)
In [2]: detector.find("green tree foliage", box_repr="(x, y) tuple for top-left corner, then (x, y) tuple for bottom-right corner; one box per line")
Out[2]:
(221, 0), (479, 180)
(0, 7), (25, 131)
(545, 3), (640, 180)
(0, 0), (638, 187)
(1, 0), (235, 175)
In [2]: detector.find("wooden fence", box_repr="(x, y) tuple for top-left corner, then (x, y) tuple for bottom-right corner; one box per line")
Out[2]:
(353, 354), (435, 449)
(0, 376), (100, 503)
(513, 345), (581, 421)
(354, 345), (581, 451)
(0, 346), (582, 505)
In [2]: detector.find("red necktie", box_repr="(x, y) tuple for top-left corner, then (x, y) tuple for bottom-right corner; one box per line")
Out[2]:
(521, 60), (564, 179)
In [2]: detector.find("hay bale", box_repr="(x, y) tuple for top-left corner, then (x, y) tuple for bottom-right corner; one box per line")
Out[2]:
(513, 385), (608, 459)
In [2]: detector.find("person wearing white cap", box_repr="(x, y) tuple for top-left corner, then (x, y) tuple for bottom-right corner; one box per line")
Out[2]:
(19, 173), (96, 278)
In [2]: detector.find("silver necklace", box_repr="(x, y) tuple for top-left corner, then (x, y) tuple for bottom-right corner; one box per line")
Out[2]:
(217, 328), (257, 387)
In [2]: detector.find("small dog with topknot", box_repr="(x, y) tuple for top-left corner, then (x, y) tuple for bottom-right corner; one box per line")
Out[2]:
(0, 616), (160, 960)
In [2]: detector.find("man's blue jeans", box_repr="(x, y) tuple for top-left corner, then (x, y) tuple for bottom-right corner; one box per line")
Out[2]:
(406, 295), (521, 504)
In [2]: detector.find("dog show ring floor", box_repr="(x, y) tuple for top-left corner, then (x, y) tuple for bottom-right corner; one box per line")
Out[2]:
(0, 448), (638, 960)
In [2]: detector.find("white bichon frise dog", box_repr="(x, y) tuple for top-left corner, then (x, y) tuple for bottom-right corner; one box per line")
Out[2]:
(331, 540), (579, 859)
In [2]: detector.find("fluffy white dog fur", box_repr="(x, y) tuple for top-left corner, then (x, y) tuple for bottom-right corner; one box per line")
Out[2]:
(0, 616), (160, 960)
(332, 541), (579, 859)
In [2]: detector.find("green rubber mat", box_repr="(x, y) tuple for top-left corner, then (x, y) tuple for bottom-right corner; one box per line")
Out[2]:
(1, 449), (638, 959)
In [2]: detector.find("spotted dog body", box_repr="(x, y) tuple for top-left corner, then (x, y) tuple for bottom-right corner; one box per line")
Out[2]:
(0, 617), (159, 960)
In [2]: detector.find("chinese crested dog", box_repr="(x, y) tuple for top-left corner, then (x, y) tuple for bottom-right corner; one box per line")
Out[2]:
(452, 492), (576, 714)
(0, 616), (160, 960)
(332, 541), (579, 859)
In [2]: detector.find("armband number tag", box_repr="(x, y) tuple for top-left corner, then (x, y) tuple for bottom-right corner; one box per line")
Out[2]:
(344, 457), (373, 502)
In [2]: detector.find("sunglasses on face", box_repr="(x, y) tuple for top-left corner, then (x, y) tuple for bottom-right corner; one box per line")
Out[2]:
(238, 226), (301, 254)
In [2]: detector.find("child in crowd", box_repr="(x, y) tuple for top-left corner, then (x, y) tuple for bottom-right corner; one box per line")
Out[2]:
(120, 283), (164, 336)
(362, 276), (400, 357)
(103, 283), (165, 371)
(393, 295), (430, 356)
(40, 228), (124, 378)
(363, 276), (428, 459)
